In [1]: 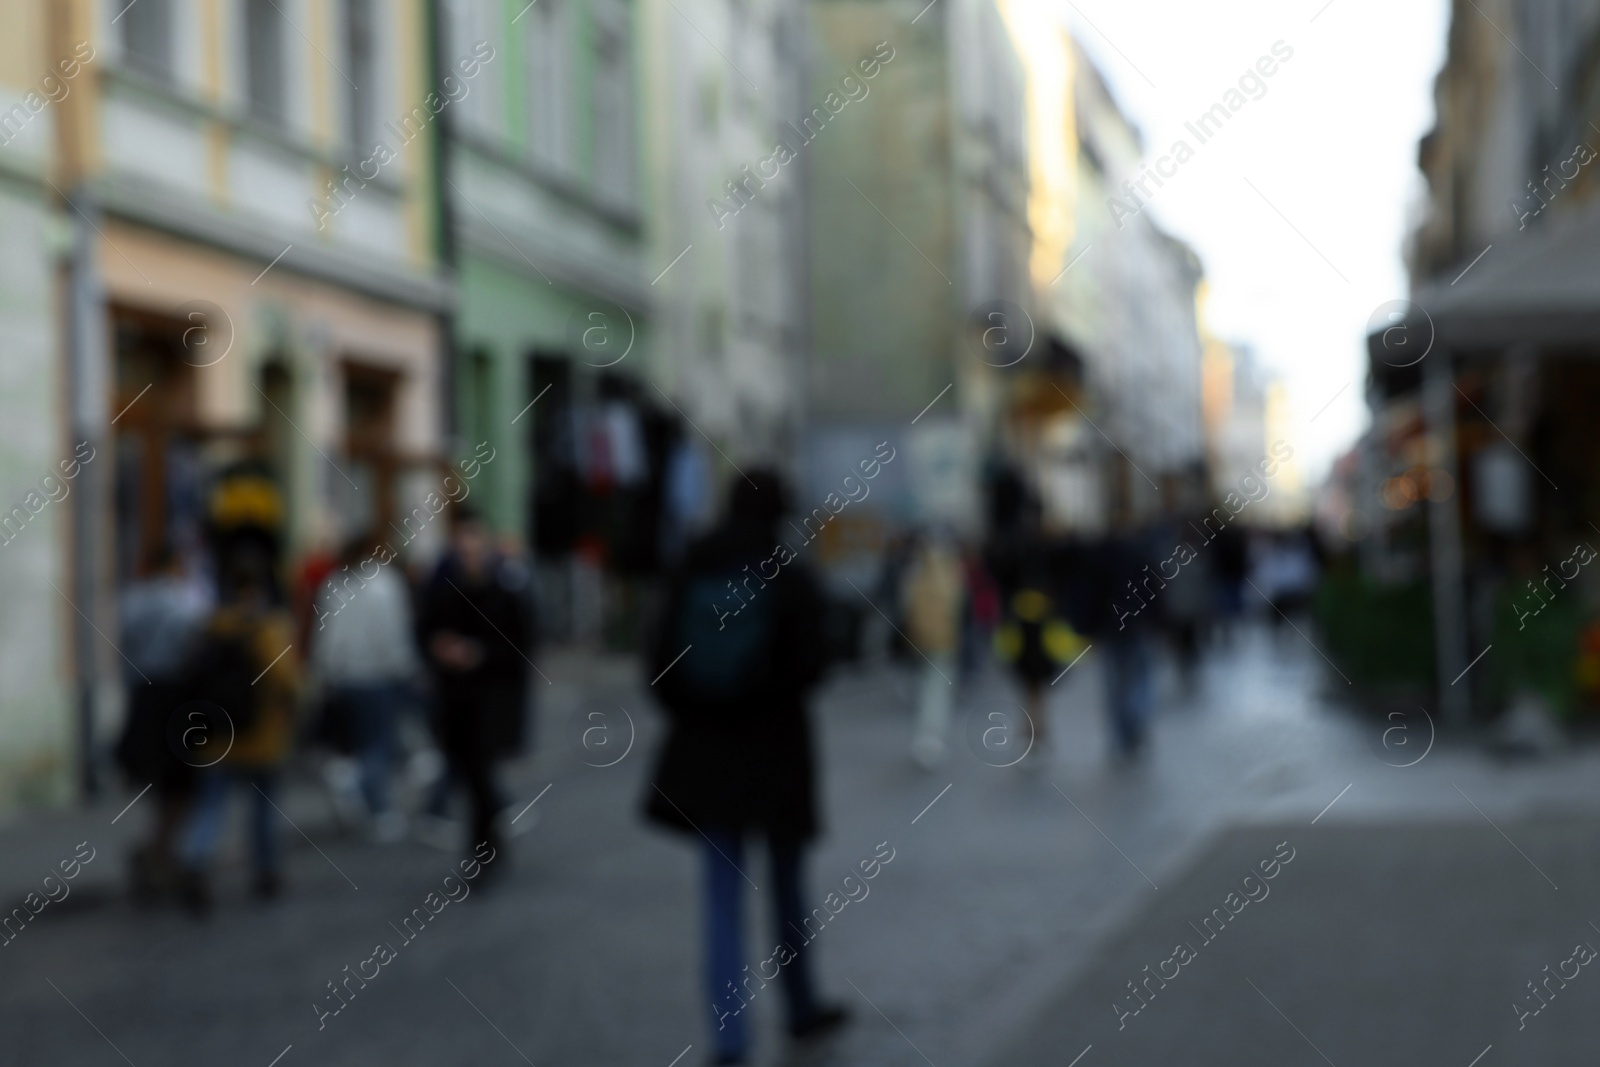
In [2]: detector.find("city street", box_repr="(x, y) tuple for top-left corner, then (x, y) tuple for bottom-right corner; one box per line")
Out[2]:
(7, 627), (1600, 1065)
(5, 2), (1599, 1064)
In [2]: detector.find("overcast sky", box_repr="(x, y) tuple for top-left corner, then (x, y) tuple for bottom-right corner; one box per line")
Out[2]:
(1058, 0), (1451, 482)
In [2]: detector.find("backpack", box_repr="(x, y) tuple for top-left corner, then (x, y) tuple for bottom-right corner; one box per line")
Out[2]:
(183, 623), (262, 743)
(670, 569), (778, 705)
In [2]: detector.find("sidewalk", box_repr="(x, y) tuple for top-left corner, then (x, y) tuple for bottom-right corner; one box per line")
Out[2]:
(0, 646), (633, 907)
(5, 629), (1600, 1065)
(991, 818), (1600, 1066)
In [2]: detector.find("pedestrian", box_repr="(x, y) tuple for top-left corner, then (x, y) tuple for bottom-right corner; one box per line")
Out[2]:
(417, 507), (533, 870)
(177, 550), (301, 912)
(959, 541), (1000, 683)
(900, 529), (964, 768)
(644, 469), (848, 1065)
(310, 532), (420, 842)
(1211, 523), (1248, 643)
(1161, 512), (1213, 692)
(115, 544), (210, 902)
(1093, 526), (1158, 760)
(990, 531), (1068, 758)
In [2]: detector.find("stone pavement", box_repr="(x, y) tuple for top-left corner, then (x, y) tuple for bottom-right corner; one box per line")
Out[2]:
(4, 626), (1600, 1066)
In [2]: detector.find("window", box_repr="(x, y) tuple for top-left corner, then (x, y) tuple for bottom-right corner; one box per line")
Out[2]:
(121, 0), (174, 80)
(593, 0), (636, 205)
(245, 0), (287, 126)
(343, 0), (377, 151)
(526, 0), (575, 173)
(447, 0), (503, 139)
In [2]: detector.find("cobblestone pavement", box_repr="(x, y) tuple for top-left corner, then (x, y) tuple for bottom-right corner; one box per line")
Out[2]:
(5, 625), (1600, 1065)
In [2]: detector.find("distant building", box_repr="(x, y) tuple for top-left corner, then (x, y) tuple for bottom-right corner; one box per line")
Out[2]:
(641, 0), (811, 464)
(1203, 338), (1303, 524)
(804, 0), (1030, 553)
(1009, 17), (1206, 533)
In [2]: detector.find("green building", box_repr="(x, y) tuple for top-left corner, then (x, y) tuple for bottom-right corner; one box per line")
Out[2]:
(441, 0), (652, 543)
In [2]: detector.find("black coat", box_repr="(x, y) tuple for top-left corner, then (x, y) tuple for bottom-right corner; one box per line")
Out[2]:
(417, 556), (534, 756)
(1086, 531), (1159, 638)
(644, 519), (829, 842)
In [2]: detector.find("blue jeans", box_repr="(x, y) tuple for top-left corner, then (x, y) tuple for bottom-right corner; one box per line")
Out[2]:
(704, 829), (821, 1060)
(1104, 631), (1154, 755)
(333, 682), (404, 815)
(181, 769), (281, 876)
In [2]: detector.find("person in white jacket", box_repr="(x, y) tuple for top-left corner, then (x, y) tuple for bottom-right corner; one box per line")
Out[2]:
(312, 534), (420, 841)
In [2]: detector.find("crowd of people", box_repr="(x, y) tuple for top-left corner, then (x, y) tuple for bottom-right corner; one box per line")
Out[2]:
(107, 461), (1320, 1064)
(880, 505), (1324, 766)
(113, 505), (536, 916)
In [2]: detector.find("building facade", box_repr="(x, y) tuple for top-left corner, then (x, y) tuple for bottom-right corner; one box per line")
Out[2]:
(640, 0), (811, 465)
(1004, 12), (1207, 534)
(0, 1), (75, 811)
(1359, 0), (1600, 718)
(39, 0), (452, 797)
(442, 0), (664, 641)
(804, 0), (1029, 552)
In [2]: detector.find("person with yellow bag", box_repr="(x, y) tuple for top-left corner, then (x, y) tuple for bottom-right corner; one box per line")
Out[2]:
(990, 535), (1087, 761)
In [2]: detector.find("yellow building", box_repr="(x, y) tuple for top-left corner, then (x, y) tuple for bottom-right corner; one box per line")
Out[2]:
(0, 2), (74, 809)
(0, 0), (455, 810)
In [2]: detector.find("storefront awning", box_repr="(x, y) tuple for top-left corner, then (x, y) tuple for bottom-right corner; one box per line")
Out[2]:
(1410, 201), (1600, 349)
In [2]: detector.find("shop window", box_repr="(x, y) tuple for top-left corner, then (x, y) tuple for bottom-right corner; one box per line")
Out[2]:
(112, 309), (203, 584)
(530, 354), (577, 556)
(469, 350), (495, 449)
(245, 0), (288, 126)
(343, 362), (399, 534)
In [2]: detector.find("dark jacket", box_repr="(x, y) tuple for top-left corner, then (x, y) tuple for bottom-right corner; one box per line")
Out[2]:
(1088, 531), (1158, 638)
(644, 518), (829, 842)
(418, 555), (533, 756)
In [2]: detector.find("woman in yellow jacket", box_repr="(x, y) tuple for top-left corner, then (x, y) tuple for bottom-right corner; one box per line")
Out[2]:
(178, 554), (302, 912)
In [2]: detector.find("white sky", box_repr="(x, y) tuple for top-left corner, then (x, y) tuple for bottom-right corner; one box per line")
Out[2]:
(1058, 0), (1451, 482)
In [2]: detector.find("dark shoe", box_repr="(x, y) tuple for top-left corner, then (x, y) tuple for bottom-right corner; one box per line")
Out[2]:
(129, 845), (162, 904)
(789, 1003), (850, 1040)
(466, 835), (507, 887)
(178, 868), (211, 918)
(253, 871), (283, 900)
(708, 1055), (746, 1066)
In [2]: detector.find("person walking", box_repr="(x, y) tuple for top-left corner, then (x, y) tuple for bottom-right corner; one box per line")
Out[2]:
(989, 531), (1072, 760)
(900, 530), (964, 768)
(177, 552), (301, 912)
(417, 507), (532, 870)
(115, 545), (210, 901)
(1092, 525), (1158, 760)
(311, 533), (420, 842)
(644, 470), (848, 1065)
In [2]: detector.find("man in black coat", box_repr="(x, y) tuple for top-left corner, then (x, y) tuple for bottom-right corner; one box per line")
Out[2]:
(1087, 525), (1159, 759)
(419, 507), (532, 867)
(645, 470), (846, 1064)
